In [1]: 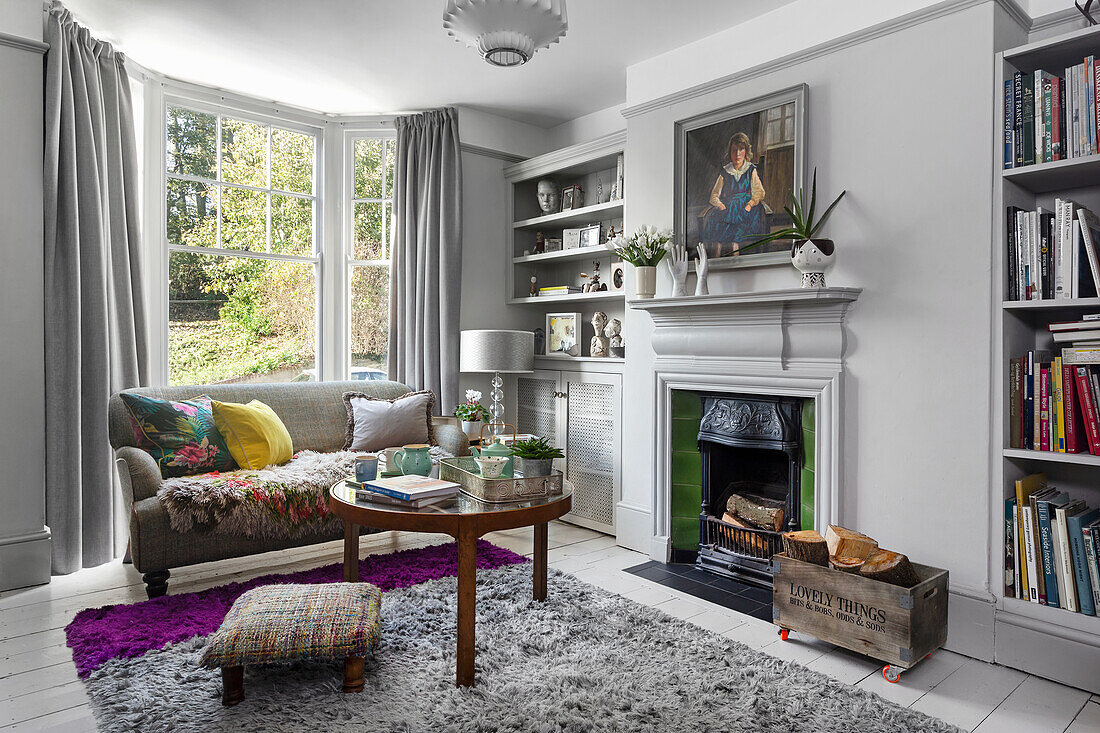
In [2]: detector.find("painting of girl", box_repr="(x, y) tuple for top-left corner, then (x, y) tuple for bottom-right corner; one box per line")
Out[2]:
(676, 85), (805, 265)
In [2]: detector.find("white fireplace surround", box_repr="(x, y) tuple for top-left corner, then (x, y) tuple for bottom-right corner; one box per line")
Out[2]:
(629, 287), (861, 562)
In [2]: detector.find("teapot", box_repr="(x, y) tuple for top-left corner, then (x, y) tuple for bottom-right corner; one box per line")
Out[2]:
(470, 439), (514, 478)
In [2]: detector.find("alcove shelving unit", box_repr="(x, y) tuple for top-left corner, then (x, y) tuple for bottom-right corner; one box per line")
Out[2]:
(991, 23), (1100, 695)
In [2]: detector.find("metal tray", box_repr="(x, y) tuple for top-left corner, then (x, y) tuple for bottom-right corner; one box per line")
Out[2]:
(439, 457), (564, 503)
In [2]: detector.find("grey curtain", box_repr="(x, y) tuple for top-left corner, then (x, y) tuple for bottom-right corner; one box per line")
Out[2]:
(388, 108), (462, 414)
(44, 3), (147, 573)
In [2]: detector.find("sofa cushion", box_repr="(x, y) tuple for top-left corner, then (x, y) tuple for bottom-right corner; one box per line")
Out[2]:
(200, 583), (382, 668)
(120, 394), (236, 478)
(343, 389), (435, 452)
(211, 399), (294, 470)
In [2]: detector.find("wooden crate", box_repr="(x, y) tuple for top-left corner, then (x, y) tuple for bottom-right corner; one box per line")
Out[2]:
(771, 553), (949, 669)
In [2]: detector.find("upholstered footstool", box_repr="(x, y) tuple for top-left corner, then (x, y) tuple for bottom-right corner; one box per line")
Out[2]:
(200, 582), (382, 706)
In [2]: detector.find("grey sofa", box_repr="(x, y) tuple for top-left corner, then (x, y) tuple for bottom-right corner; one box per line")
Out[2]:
(109, 380), (469, 598)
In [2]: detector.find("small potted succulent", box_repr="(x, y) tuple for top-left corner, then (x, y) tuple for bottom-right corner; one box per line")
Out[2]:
(454, 390), (490, 440)
(511, 436), (564, 478)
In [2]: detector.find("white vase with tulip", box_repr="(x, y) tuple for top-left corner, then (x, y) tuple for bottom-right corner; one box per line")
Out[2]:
(605, 225), (672, 301)
(454, 390), (490, 441)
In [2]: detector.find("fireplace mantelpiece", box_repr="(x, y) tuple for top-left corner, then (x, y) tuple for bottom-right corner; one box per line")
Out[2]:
(630, 287), (861, 564)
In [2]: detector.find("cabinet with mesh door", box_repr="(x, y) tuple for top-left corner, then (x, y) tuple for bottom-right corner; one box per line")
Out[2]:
(516, 369), (620, 534)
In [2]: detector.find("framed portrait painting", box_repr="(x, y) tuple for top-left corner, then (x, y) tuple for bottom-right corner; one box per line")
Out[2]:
(675, 84), (806, 269)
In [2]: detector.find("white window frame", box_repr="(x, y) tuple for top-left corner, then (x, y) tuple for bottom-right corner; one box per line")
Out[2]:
(342, 127), (396, 379)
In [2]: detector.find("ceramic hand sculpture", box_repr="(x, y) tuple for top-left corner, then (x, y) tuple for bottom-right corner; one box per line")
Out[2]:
(694, 243), (709, 296)
(666, 242), (689, 296)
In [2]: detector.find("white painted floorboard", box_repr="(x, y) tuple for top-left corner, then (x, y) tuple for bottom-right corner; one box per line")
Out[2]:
(0, 523), (1096, 732)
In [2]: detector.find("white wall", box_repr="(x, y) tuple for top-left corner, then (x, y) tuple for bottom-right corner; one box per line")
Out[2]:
(546, 103), (626, 150)
(617, 1), (1001, 602)
(0, 0), (50, 590)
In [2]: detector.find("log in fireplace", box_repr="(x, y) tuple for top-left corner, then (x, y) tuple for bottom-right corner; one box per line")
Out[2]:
(696, 394), (804, 589)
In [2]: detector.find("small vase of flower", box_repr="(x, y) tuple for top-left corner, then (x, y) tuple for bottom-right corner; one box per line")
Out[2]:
(455, 390), (490, 441)
(605, 225), (673, 300)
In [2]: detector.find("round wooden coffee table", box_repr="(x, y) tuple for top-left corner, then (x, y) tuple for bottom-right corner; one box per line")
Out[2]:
(328, 480), (573, 687)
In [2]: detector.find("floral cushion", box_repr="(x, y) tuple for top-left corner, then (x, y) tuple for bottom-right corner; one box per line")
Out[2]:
(120, 393), (236, 478)
(199, 583), (382, 668)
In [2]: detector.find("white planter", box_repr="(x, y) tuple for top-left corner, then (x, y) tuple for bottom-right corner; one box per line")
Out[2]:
(634, 265), (657, 299)
(791, 239), (836, 289)
(460, 420), (483, 441)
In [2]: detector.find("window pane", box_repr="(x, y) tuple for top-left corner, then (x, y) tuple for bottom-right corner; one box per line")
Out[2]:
(354, 138), (384, 199)
(166, 106), (216, 179)
(385, 138), (395, 199)
(221, 117), (267, 187)
(353, 201), (385, 260)
(271, 193), (313, 256)
(169, 251), (316, 385)
(271, 128), (314, 194)
(221, 186), (267, 251)
(166, 178), (217, 247)
(350, 265), (389, 376)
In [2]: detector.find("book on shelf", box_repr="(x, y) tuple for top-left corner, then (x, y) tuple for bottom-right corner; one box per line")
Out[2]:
(538, 286), (583, 296)
(1049, 314), (1100, 331)
(1005, 201), (1100, 301)
(1010, 347), (1100, 454)
(1006, 54), (1100, 168)
(1006, 473), (1100, 614)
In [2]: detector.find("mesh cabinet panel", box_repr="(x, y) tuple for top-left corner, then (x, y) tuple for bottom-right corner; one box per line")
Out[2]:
(565, 381), (616, 531)
(516, 376), (557, 443)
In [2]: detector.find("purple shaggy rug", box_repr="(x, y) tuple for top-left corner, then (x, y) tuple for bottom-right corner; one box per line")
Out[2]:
(65, 540), (526, 678)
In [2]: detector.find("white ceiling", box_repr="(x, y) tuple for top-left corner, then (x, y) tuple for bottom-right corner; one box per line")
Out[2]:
(62, 0), (798, 127)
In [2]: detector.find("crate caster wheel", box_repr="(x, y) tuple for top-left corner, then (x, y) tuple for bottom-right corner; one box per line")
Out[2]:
(882, 665), (902, 683)
(778, 629), (789, 641)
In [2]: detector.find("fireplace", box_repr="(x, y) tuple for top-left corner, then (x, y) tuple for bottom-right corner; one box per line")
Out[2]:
(696, 394), (803, 589)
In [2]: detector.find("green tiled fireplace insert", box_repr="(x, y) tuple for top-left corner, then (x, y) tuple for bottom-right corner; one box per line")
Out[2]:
(669, 390), (815, 552)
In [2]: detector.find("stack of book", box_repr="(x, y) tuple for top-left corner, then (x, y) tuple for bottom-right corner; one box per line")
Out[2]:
(1005, 202), (1100, 301)
(1005, 473), (1100, 614)
(538, 285), (582, 297)
(1008, 327), (1100, 454)
(346, 475), (459, 508)
(1003, 56), (1100, 169)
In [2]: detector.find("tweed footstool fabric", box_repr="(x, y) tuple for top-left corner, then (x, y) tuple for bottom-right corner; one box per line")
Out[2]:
(201, 583), (382, 668)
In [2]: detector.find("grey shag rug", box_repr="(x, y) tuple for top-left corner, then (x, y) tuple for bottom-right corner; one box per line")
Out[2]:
(83, 565), (959, 732)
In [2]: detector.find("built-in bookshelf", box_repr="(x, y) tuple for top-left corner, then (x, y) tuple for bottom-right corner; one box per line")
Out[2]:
(993, 24), (1100, 695)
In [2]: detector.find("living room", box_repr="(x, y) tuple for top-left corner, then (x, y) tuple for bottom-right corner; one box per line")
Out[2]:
(2, 0), (1100, 730)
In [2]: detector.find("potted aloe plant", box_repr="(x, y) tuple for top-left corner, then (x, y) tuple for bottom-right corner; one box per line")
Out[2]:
(511, 436), (564, 478)
(743, 167), (847, 288)
(454, 390), (490, 440)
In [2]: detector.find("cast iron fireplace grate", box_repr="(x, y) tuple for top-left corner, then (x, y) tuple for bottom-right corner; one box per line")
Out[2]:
(695, 394), (803, 590)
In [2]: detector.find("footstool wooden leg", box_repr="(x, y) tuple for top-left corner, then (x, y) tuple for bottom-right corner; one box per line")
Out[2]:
(343, 656), (365, 693)
(222, 665), (244, 706)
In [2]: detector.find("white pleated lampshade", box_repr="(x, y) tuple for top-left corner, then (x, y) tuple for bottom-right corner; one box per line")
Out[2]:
(460, 330), (534, 373)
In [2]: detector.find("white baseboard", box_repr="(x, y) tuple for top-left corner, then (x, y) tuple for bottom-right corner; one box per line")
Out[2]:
(944, 584), (996, 662)
(0, 526), (51, 591)
(994, 608), (1100, 694)
(615, 501), (651, 554)
(649, 535), (671, 563)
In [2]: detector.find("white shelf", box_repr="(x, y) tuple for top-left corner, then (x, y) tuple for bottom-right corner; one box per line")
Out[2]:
(1002, 448), (1100, 467)
(1002, 297), (1100, 310)
(1001, 595), (1100, 635)
(509, 290), (624, 306)
(535, 356), (624, 364)
(513, 200), (624, 230)
(513, 245), (612, 265)
(1003, 154), (1100, 194)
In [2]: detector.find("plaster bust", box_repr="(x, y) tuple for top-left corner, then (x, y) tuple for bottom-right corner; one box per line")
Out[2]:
(536, 179), (559, 214)
(590, 311), (609, 358)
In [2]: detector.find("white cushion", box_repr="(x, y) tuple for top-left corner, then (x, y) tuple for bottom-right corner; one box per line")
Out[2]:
(342, 390), (435, 452)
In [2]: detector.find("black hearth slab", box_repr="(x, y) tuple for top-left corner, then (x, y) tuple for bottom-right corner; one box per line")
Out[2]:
(736, 585), (773, 604)
(665, 564), (728, 585)
(704, 575), (762, 596)
(625, 562), (775, 617)
(747, 604), (774, 622)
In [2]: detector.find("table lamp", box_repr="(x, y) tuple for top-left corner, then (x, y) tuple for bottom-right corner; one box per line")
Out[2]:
(459, 330), (534, 437)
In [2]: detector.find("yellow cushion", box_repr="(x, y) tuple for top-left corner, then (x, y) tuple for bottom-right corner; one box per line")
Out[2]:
(211, 399), (293, 470)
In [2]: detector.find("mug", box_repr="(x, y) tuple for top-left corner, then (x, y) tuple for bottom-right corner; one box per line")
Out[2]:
(354, 454), (378, 483)
(380, 447), (402, 474)
(474, 456), (508, 479)
(394, 444), (432, 477)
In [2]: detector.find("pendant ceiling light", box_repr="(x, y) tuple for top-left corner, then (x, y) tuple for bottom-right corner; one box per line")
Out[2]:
(443, 0), (568, 68)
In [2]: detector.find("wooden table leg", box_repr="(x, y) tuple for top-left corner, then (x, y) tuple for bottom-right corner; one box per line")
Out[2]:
(343, 656), (365, 693)
(456, 524), (477, 687)
(533, 522), (548, 601)
(343, 522), (359, 582)
(221, 665), (244, 706)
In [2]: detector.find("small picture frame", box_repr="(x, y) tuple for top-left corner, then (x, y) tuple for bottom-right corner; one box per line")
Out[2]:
(610, 260), (625, 291)
(562, 228), (582, 249)
(544, 237), (563, 252)
(560, 185), (584, 211)
(579, 224), (601, 249)
(545, 312), (581, 357)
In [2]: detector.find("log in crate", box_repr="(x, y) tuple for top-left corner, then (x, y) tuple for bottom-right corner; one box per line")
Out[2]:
(772, 553), (948, 676)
